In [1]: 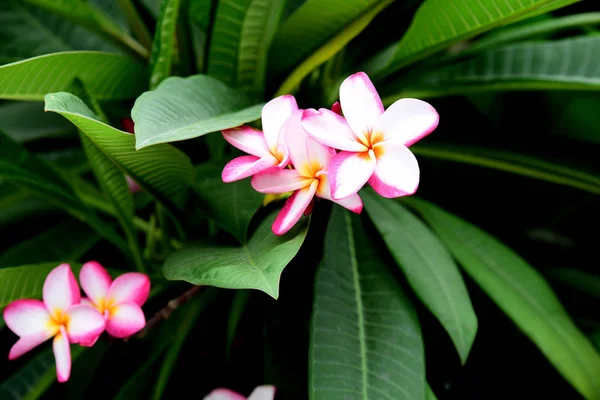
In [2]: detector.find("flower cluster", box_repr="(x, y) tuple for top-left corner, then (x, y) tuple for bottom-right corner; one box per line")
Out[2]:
(221, 72), (439, 235)
(3, 262), (150, 382)
(204, 385), (275, 400)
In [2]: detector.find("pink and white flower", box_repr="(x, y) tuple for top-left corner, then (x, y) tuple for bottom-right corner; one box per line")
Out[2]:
(3, 264), (105, 382)
(301, 72), (439, 199)
(222, 95), (298, 183)
(79, 261), (149, 345)
(252, 111), (363, 236)
(204, 385), (276, 400)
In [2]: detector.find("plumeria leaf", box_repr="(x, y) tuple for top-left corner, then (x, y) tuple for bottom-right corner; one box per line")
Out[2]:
(188, 0), (214, 71)
(0, 220), (99, 267)
(382, 36), (600, 101)
(363, 191), (478, 364)
(131, 75), (263, 149)
(372, 0), (582, 76)
(0, 102), (75, 143)
(149, 0), (181, 89)
(0, 185), (58, 227)
(427, 385), (438, 400)
(163, 211), (309, 298)
(410, 143), (600, 195)
(208, 0), (285, 99)
(310, 206), (424, 399)
(407, 198), (600, 399)
(547, 268), (600, 301)
(193, 163), (263, 243)
(44, 92), (195, 211)
(226, 290), (252, 359)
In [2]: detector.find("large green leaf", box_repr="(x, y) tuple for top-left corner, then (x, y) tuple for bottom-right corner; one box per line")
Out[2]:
(193, 163), (263, 243)
(163, 211), (309, 298)
(383, 36), (600, 101)
(376, 0), (582, 75)
(0, 220), (99, 267)
(0, 102), (74, 143)
(310, 206), (424, 399)
(131, 75), (262, 149)
(408, 198), (600, 399)
(149, 0), (181, 89)
(547, 268), (600, 301)
(0, 52), (148, 101)
(44, 92), (194, 211)
(188, 0), (214, 71)
(409, 143), (600, 195)
(363, 191), (477, 364)
(208, 0), (285, 99)
(0, 0), (118, 64)
(274, 0), (393, 96)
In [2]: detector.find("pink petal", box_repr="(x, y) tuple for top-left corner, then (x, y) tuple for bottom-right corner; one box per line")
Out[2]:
(369, 143), (420, 198)
(261, 95), (298, 152)
(316, 175), (363, 214)
(203, 389), (246, 400)
(43, 264), (80, 314)
(80, 297), (95, 307)
(248, 385), (276, 400)
(3, 299), (53, 337)
(8, 331), (55, 360)
(283, 111), (335, 173)
(251, 169), (309, 194)
(64, 304), (106, 344)
(331, 101), (343, 116)
(329, 151), (376, 200)
(301, 109), (366, 152)
(222, 155), (279, 183)
(374, 98), (439, 147)
(222, 126), (271, 158)
(107, 273), (150, 306)
(79, 261), (112, 308)
(339, 72), (384, 139)
(105, 302), (146, 338)
(126, 175), (142, 193)
(53, 326), (71, 383)
(78, 336), (100, 348)
(272, 182), (318, 236)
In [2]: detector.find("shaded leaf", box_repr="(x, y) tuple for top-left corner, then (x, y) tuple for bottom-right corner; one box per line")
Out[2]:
(163, 211), (309, 298)
(310, 206), (424, 399)
(149, 0), (181, 89)
(0, 185), (58, 227)
(226, 290), (252, 359)
(363, 191), (477, 364)
(408, 198), (600, 399)
(132, 75), (262, 149)
(547, 268), (600, 301)
(0, 102), (74, 143)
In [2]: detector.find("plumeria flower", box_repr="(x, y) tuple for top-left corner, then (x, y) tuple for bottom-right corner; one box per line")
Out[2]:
(252, 111), (363, 235)
(79, 261), (150, 345)
(301, 72), (439, 199)
(222, 95), (298, 183)
(3, 264), (105, 382)
(204, 385), (275, 400)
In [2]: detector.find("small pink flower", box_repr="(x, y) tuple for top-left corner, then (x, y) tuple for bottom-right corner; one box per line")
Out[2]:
(252, 111), (362, 236)
(78, 261), (150, 345)
(301, 72), (439, 199)
(204, 385), (276, 400)
(3, 264), (105, 382)
(221, 95), (298, 183)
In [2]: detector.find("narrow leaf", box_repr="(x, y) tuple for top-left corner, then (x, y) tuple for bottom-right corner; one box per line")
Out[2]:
(163, 211), (309, 299)
(547, 268), (600, 300)
(0, 185), (57, 227)
(227, 290), (252, 359)
(132, 75), (262, 149)
(363, 191), (477, 364)
(149, 0), (181, 89)
(408, 198), (600, 399)
(310, 206), (424, 399)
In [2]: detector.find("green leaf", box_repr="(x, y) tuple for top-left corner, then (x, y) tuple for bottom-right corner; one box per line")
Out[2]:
(383, 36), (600, 101)
(377, 0), (582, 75)
(310, 206), (424, 399)
(116, 0), (153, 50)
(193, 163), (263, 243)
(0, 52), (148, 101)
(149, 0), (181, 89)
(208, 0), (285, 99)
(163, 211), (309, 298)
(363, 191), (477, 364)
(409, 143), (600, 195)
(274, 0), (393, 96)
(44, 92), (195, 211)
(426, 385), (438, 400)
(547, 268), (600, 301)
(188, 0), (214, 72)
(0, 0), (118, 64)
(0, 102), (75, 143)
(0, 347), (84, 400)
(226, 290), (252, 359)
(0, 185), (58, 227)
(0, 220), (99, 267)
(22, 0), (148, 59)
(132, 75), (262, 149)
(407, 198), (600, 399)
